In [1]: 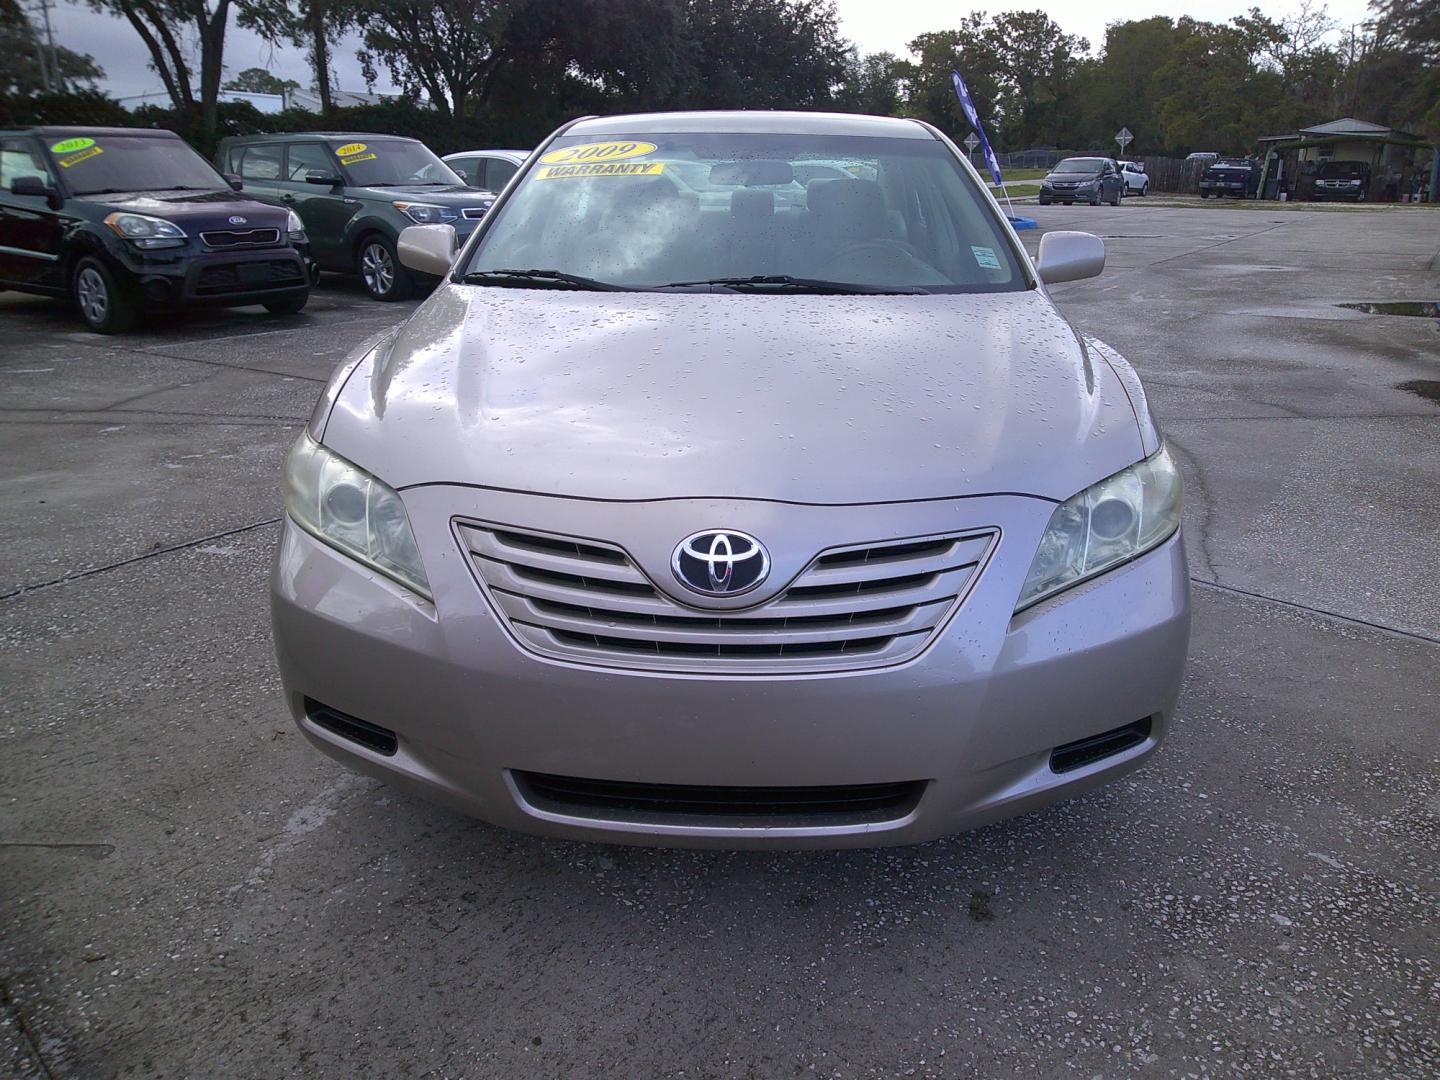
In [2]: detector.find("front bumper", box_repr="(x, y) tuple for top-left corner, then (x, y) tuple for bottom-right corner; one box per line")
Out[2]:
(271, 487), (1191, 848)
(110, 242), (313, 309)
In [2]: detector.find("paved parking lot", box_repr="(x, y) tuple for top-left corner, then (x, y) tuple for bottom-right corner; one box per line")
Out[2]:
(3, 205), (1437, 1078)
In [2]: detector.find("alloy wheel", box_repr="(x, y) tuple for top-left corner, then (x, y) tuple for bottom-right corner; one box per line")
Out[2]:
(77, 266), (108, 324)
(361, 242), (395, 296)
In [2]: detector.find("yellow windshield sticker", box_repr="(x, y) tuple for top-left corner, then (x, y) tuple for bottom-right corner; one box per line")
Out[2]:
(341, 152), (377, 165)
(539, 141), (657, 166)
(334, 142), (366, 157)
(50, 137), (95, 154)
(58, 146), (104, 168)
(537, 162), (666, 180)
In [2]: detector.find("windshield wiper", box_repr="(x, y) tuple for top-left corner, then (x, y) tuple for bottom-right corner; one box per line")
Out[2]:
(461, 268), (632, 291)
(654, 274), (927, 295)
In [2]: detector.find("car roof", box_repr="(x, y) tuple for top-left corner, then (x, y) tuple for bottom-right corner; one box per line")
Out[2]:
(563, 111), (933, 140)
(3, 126), (182, 139)
(444, 149), (528, 159)
(220, 132), (422, 144)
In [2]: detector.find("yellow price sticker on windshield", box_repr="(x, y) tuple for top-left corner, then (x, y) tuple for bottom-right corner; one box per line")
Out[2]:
(537, 162), (666, 180)
(58, 146), (104, 168)
(539, 141), (657, 166)
(341, 152), (377, 166)
(334, 142), (366, 157)
(50, 137), (95, 154)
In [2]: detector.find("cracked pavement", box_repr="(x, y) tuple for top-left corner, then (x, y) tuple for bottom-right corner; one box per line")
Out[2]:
(2, 207), (1437, 1078)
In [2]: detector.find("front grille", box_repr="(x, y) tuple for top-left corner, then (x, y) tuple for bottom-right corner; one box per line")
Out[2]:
(515, 771), (925, 825)
(457, 521), (995, 674)
(200, 227), (281, 249)
(194, 259), (304, 295)
(461, 207), (489, 219)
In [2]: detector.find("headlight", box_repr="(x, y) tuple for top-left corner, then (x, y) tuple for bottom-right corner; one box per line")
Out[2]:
(1016, 446), (1182, 612)
(393, 202), (457, 225)
(283, 432), (431, 599)
(104, 212), (186, 249)
(286, 209), (308, 242)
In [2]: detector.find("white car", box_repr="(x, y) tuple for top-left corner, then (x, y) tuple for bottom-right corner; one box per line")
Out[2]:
(1119, 160), (1149, 196)
(441, 149), (528, 193)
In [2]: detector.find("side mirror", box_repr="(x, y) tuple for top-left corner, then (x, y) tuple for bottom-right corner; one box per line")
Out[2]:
(1036, 230), (1105, 285)
(305, 171), (341, 186)
(397, 224), (457, 277)
(224, 173), (243, 191)
(12, 174), (62, 210)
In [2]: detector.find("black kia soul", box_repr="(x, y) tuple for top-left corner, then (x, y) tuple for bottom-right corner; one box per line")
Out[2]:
(0, 127), (314, 333)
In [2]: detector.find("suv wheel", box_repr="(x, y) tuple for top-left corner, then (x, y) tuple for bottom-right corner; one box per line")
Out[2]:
(73, 256), (138, 334)
(358, 236), (413, 301)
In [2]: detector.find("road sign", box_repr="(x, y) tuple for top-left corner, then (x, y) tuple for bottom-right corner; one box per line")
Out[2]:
(963, 133), (980, 151)
(1115, 127), (1134, 152)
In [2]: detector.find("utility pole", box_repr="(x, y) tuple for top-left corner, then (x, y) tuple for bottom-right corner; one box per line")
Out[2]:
(31, 0), (62, 93)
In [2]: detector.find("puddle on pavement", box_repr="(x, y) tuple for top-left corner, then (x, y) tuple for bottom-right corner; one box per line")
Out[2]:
(1397, 380), (1440, 405)
(1338, 301), (1440, 317)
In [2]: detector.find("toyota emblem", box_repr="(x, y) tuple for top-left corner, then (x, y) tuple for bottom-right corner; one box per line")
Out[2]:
(228, 215), (248, 225)
(672, 530), (770, 597)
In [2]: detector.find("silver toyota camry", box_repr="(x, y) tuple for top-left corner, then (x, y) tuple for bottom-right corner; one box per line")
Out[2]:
(272, 111), (1190, 848)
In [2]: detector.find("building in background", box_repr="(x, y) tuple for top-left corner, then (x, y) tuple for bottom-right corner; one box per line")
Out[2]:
(1257, 118), (1435, 203)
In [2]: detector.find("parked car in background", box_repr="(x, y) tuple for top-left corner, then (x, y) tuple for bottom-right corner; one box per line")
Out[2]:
(0, 126), (313, 333)
(1118, 160), (1149, 196)
(272, 110), (1190, 849)
(441, 149), (528, 193)
(1198, 159), (1260, 199)
(1038, 157), (1124, 205)
(217, 133), (495, 300)
(1310, 160), (1370, 202)
(1185, 152), (1219, 164)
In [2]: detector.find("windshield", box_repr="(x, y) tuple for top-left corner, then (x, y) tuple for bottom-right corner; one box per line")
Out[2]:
(1054, 158), (1106, 174)
(463, 132), (1026, 293)
(49, 134), (226, 195)
(1318, 162), (1365, 177)
(330, 139), (464, 187)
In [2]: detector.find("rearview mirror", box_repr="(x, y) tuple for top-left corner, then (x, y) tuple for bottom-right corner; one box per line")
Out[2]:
(11, 174), (62, 210)
(397, 224), (457, 277)
(305, 170), (341, 186)
(710, 160), (794, 186)
(1036, 230), (1105, 285)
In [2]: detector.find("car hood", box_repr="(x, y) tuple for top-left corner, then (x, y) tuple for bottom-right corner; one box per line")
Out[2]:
(352, 185), (492, 203)
(323, 285), (1145, 504)
(74, 189), (292, 228)
(1043, 172), (1100, 183)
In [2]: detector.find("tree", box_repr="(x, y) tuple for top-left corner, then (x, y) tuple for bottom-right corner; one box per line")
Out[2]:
(903, 19), (1005, 142)
(982, 11), (1088, 147)
(837, 50), (909, 116)
(223, 66), (300, 100)
(87, 0), (285, 151)
(1, 5), (104, 94)
(240, 0), (360, 117)
(673, 0), (851, 109)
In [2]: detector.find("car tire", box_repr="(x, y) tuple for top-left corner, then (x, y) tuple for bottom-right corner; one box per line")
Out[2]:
(357, 236), (413, 302)
(1089, 191), (1101, 206)
(263, 292), (309, 316)
(1139, 183), (1147, 196)
(1038, 197), (1051, 206)
(1109, 185), (1122, 206)
(73, 256), (138, 334)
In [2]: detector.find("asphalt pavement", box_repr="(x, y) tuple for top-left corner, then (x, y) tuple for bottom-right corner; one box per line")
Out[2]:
(3, 204), (1438, 1078)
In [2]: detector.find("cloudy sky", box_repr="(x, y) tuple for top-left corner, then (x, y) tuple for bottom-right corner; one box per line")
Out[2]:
(50, 0), (1374, 102)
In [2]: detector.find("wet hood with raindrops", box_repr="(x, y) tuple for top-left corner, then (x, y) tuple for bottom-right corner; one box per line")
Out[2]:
(320, 283), (1148, 503)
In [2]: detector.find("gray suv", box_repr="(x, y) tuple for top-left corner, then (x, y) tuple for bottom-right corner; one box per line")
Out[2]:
(216, 133), (494, 300)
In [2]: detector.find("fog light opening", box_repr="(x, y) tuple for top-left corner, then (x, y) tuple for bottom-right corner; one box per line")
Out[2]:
(304, 698), (398, 756)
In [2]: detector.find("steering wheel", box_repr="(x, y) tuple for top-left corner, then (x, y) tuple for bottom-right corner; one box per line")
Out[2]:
(830, 237), (925, 262)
